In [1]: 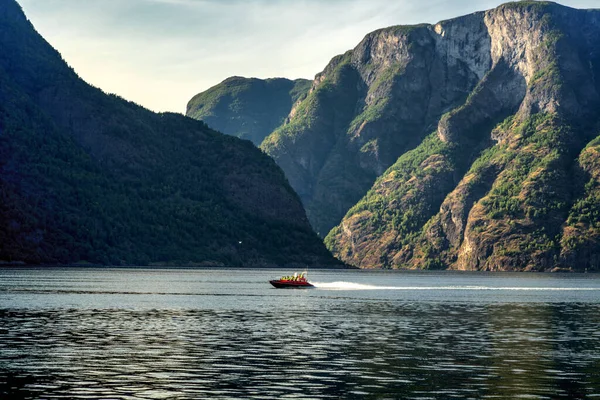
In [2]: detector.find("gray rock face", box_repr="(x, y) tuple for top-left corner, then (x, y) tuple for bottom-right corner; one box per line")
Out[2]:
(321, 2), (600, 271)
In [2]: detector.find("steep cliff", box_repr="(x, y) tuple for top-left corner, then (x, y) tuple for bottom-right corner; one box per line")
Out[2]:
(261, 11), (501, 236)
(325, 2), (600, 271)
(0, 0), (339, 267)
(186, 77), (311, 146)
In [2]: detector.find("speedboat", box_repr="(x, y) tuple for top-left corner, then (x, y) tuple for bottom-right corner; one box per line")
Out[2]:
(269, 272), (314, 289)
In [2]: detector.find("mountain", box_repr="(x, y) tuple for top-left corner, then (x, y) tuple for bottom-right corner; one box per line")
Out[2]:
(251, 1), (599, 271)
(259, 15), (505, 237)
(186, 77), (311, 146)
(324, 2), (600, 271)
(0, 0), (339, 267)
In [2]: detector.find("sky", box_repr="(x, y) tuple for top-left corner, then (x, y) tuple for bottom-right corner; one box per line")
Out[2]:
(17, 0), (600, 114)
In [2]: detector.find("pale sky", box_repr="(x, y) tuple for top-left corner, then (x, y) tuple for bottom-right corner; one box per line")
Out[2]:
(17, 0), (600, 113)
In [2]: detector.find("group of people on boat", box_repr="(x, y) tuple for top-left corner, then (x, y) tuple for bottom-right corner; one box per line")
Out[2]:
(270, 271), (313, 288)
(280, 272), (307, 282)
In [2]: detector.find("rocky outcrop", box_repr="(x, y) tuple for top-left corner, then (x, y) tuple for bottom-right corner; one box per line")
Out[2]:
(325, 2), (600, 271)
(186, 77), (310, 146)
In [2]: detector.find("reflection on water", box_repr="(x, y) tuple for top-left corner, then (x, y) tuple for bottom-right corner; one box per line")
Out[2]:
(1, 269), (600, 399)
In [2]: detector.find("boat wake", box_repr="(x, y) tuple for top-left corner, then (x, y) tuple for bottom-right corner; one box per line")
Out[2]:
(312, 282), (410, 290)
(311, 282), (600, 291)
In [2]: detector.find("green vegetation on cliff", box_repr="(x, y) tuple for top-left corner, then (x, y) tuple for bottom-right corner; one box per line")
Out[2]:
(261, 53), (368, 236)
(328, 110), (600, 271)
(325, 133), (460, 268)
(324, 2), (600, 271)
(0, 0), (338, 267)
(186, 76), (311, 146)
(452, 114), (577, 271)
(560, 133), (600, 269)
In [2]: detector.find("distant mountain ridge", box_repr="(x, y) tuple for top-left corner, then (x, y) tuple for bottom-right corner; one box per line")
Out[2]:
(197, 1), (600, 271)
(0, 0), (339, 267)
(186, 77), (311, 146)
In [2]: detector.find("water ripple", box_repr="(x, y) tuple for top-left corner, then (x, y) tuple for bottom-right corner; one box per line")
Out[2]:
(0, 303), (599, 399)
(1, 269), (600, 398)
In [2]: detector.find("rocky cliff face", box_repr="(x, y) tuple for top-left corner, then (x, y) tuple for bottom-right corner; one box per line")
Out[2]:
(0, 0), (339, 267)
(325, 2), (600, 271)
(261, 10), (505, 236)
(186, 77), (310, 146)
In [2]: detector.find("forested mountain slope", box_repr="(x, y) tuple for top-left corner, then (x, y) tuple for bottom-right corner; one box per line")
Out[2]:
(0, 0), (339, 267)
(186, 77), (310, 146)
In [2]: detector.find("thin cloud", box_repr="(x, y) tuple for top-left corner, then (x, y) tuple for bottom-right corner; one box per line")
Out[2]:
(16, 0), (600, 113)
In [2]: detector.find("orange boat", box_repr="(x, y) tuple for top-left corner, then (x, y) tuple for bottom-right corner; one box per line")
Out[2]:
(269, 272), (314, 289)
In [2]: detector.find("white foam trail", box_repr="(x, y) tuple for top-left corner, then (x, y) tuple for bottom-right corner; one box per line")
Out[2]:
(311, 282), (600, 291)
(312, 282), (399, 290)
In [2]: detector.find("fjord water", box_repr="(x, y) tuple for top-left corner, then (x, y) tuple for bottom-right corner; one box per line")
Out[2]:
(1, 269), (600, 399)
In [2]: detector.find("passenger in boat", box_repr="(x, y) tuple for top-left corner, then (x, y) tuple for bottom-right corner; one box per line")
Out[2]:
(280, 273), (307, 282)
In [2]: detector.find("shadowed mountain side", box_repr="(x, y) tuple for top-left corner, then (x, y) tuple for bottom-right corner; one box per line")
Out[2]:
(0, 0), (340, 267)
(186, 77), (311, 146)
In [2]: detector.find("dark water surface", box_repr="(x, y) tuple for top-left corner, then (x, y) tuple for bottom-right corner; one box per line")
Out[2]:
(1, 268), (600, 399)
